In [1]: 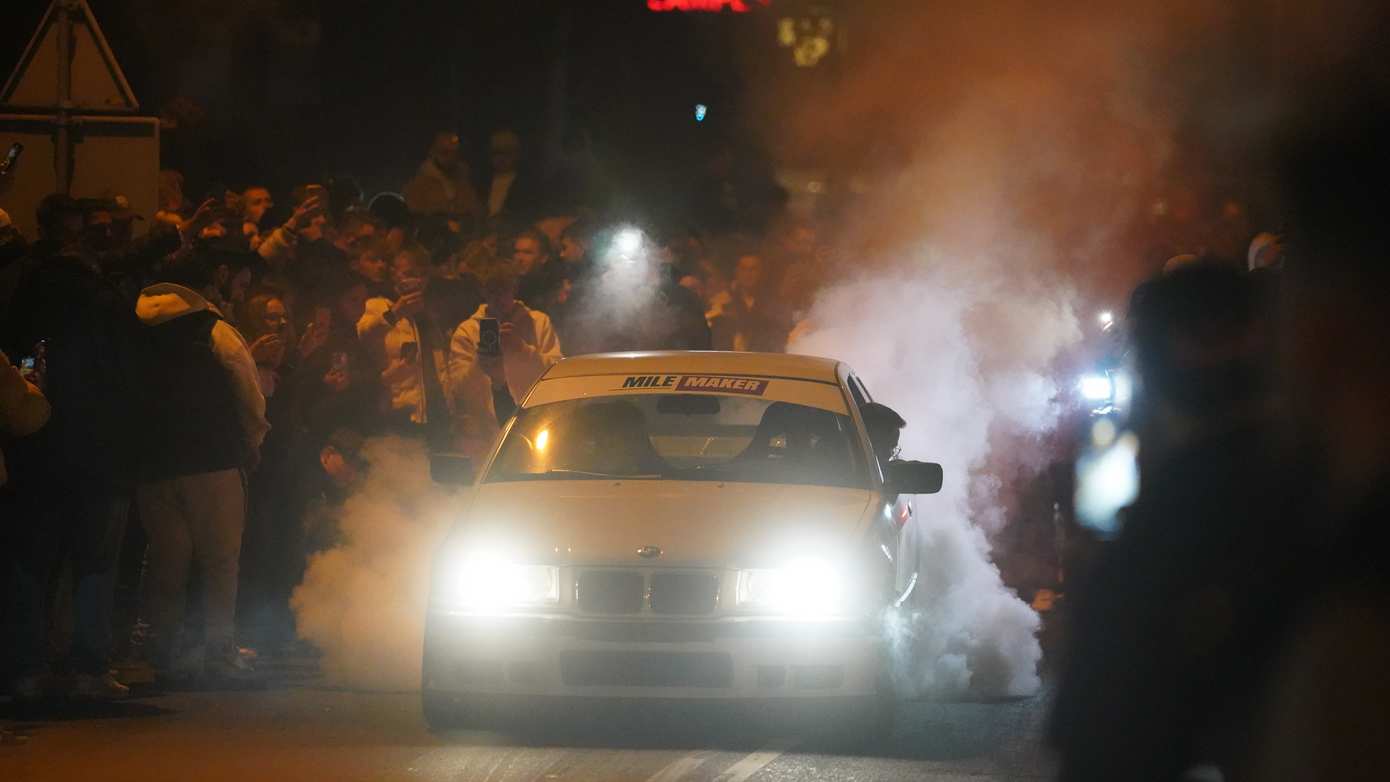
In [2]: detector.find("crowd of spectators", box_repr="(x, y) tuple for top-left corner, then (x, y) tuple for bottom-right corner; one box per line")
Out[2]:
(0, 127), (827, 697)
(2, 91), (1386, 782)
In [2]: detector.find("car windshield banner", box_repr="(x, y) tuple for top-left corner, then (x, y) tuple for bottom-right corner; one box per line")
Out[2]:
(617, 374), (769, 395)
(523, 373), (848, 414)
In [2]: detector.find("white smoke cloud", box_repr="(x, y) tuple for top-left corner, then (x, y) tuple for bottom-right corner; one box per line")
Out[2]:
(791, 252), (1081, 698)
(291, 436), (456, 691)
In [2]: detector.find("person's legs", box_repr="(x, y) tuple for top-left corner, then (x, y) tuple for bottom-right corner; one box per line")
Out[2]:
(5, 486), (65, 688)
(136, 479), (192, 671)
(183, 470), (246, 663)
(69, 491), (130, 675)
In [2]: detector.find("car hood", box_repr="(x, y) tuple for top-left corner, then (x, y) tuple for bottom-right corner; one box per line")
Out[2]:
(452, 480), (879, 568)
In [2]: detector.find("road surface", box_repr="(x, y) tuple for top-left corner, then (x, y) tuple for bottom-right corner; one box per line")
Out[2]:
(0, 671), (1055, 782)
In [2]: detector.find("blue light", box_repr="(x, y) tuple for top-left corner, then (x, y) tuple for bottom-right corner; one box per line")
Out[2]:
(694, 103), (708, 122)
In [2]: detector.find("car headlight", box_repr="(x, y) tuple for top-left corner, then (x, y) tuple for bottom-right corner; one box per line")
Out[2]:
(1078, 373), (1113, 401)
(736, 558), (848, 615)
(440, 550), (559, 611)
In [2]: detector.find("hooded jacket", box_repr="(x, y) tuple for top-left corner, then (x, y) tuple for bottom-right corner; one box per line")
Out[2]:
(447, 300), (562, 449)
(135, 283), (268, 478)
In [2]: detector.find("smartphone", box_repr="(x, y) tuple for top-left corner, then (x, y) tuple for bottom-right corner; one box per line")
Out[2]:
(478, 318), (501, 356)
(400, 341), (418, 361)
(0, 142), (22, 177)
(395, 277), (424, 297)
(18, 356), (38, 383)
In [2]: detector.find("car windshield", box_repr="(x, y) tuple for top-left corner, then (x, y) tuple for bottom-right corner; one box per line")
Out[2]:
(486, 394), (869, 488)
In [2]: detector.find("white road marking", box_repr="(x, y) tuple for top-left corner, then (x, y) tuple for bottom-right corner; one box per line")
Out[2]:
(645, 749), (716, 782)
(713, 739), (795, 782)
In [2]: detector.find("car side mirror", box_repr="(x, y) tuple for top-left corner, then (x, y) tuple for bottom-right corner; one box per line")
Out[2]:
(885, 460), (943, 495)
(430, 453), (475, 485)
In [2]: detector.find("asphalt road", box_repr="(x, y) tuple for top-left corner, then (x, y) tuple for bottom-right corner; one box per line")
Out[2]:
(0, 673), (1055, 782)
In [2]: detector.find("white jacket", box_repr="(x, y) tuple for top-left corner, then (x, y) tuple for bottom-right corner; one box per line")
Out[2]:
(357, 296), (451, 426)
(447, 301), (562, 447)
(134, 283), (270, 455)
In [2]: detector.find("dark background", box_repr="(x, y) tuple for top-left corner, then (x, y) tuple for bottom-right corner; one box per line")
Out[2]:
(2, 0), (800, 211)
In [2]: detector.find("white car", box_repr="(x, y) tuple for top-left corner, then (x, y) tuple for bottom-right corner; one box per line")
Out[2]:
(422, 351), (942, 730)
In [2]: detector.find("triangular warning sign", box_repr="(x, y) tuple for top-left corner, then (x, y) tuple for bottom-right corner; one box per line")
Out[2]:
(2, 0), (139, 112)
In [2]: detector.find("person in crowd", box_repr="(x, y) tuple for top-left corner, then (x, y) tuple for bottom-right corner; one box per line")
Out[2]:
(478, 129), (543, 222)
(241, 292), (296, 396)
(403, 131), (481, 225)
(299, 270), (372, 372)
(256, 190), (327, 269)
(558, 217), (594, 268)
(240, 186), (274, 250)
(348, 238), (392, 297)
(1050, 261), (1287, 781)
(772, 220), (828, 326)
(447, 261), (562, 452)
(236, 291), (306, 656)
(0, 206), (26, 268)
(1, 195), (149, 700)
(367, 193), (412, 261)
(356, 244), (453, 450)
(706, 252), (788, 352)
(1240, 90), (1390, 782)
(133, 272), (267, 685)
(513, 227), (566, 312)
(155, 169), (189, 228)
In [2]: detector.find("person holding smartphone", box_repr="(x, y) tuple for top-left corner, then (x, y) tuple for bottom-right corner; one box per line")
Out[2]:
(446, 260), (563, 453)
(356, 244), (452, 441)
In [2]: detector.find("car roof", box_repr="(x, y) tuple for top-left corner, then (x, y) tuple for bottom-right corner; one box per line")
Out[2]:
(544, 351), (845, 384)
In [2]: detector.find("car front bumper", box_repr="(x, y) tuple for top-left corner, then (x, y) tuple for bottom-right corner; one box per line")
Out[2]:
(422, 610), (887, 702)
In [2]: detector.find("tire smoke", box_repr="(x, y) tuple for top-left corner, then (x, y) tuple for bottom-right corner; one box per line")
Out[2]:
(792, 260), (1079, 698)
(291, 436), (455, 691)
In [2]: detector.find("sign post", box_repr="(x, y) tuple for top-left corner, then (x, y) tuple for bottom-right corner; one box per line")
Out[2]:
(0, 0), (158, 238)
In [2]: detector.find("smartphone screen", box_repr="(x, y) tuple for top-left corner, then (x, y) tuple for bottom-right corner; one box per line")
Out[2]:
(478, 318), (501, 356)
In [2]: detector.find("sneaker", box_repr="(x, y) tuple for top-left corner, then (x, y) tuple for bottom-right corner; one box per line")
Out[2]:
(69, 671), (131, 700)
(202, 644), (259, 688)
(111, 656), (157, 687)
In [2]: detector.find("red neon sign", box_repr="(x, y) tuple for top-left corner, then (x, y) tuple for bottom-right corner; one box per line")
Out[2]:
(647, 0), (770, 12)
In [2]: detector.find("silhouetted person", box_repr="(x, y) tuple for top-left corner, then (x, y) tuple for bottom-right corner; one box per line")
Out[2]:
(1242, 88), (1390, 782)
(1050, 261), (1289, 782)
(404, 131), (482, 224)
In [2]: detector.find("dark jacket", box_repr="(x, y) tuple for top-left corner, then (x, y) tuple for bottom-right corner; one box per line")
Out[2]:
(134, 284), (269, 480)
(1, 252), (144, 487)
(140, 311), (248, 478)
